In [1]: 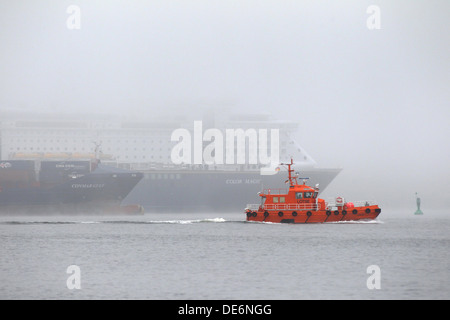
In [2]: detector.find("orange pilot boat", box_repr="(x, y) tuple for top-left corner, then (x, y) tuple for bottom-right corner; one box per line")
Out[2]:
(245, 159), (381, 223)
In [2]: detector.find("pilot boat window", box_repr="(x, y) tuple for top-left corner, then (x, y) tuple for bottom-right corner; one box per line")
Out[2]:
(261, 196), (266, 205)
(280, 197), (285, 203)
(273, 197), (279, 203)
(295, 192), (303, 199)
(314, 192), (318, 198)
(304, 192), (313, 198)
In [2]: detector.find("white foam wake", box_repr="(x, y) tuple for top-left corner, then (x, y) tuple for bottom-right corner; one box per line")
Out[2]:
(149, 217), (227, 224)
(329, 219), (384, 224)
(0, 217), (228, 225)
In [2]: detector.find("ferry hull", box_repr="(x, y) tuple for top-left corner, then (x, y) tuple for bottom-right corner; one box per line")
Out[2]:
(0, 161), (144, 215)
(123, 167), (341, 212)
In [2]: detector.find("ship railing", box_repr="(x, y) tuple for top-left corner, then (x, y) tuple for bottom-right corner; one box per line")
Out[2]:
(245, 203), (319, 211)
(246, 204), (262, 211)
(352, 200), (377, 207)
(325, 200), (377, 210)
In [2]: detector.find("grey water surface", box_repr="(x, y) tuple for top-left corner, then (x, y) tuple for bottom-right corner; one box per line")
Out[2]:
(0, 212), (449, 300)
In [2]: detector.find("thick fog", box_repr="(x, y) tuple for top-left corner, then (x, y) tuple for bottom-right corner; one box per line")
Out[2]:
(1, 1), (449, 213)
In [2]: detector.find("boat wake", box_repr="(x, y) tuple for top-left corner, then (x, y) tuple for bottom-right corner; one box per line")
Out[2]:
(328, 219), (384, 224)
(141, 217), (228, 224)
(0, 217), (229, 225)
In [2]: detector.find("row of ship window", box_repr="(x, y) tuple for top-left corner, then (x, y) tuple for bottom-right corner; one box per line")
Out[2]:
(145, 173), (182, 180)
(5, 139), (169, 144)
(7, 146), (172, 152)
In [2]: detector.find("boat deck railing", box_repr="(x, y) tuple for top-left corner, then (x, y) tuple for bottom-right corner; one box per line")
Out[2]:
(246, 203), (319, 211)
(325, 200), (377, 208)
(246, 200), (377, 212)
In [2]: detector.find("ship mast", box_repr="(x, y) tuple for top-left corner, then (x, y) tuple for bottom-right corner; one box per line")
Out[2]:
(281, 158), (298, 186)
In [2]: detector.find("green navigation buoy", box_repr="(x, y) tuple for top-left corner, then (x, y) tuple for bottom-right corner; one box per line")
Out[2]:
(414, 192), (423, 215)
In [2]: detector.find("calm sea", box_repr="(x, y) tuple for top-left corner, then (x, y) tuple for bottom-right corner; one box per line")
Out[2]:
(0, 211), (449, 300)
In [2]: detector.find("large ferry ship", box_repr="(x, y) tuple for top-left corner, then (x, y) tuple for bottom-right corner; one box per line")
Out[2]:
(0, 109), (341, 213)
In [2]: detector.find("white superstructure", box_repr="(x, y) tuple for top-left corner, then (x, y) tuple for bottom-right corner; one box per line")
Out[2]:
(0, 109), (317, 169)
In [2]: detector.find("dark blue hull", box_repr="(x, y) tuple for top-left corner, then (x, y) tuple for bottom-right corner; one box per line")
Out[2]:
(0, 160), (143, 214)
(123, 167), (341, 213)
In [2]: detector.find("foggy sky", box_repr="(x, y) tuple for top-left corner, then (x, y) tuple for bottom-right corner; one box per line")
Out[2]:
(0, 0), (449, 213)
